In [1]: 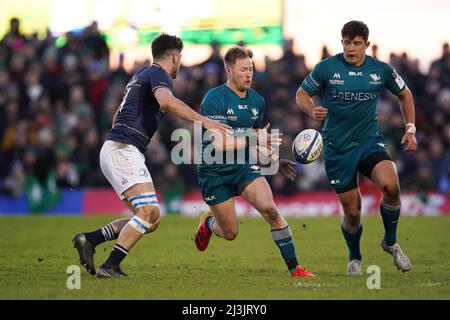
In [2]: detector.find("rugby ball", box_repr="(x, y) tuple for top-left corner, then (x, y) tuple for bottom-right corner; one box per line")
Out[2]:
(292, 129), (323, 164)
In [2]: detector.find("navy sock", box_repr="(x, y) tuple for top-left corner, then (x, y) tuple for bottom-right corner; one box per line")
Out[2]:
(271, 226), (298, 272)
(85, 224), (117, 247)
(103, 244), (128, 267)
(341, 223), (363, 261)
(380, 200), (400, 246)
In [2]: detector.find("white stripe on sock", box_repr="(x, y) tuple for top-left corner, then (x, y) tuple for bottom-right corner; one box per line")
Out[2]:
(102, 227), (111, 240)
(105, 225), (115, 240)
(101, 228), (108, 240)
(114, 245), (128, 255)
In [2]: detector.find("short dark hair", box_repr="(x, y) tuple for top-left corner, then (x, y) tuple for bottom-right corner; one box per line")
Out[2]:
(151, 33), (183, 60)
(341, 21), (369, 42)
(224, 47), (253, 67)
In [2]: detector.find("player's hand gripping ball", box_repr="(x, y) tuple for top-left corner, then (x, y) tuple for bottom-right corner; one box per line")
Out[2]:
(292, 129), (323, 164)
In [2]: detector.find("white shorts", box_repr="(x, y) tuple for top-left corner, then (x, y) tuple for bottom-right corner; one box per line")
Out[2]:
(100, 140), (153, 200)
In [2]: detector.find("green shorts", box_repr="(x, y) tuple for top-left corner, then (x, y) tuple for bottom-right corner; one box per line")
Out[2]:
(324, 137), (392, 193)
(198, 165), (262, 205)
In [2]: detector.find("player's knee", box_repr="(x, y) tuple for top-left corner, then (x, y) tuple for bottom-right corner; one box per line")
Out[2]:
(145, 216), (160, 234)
(344, 214), (360, 227)
(382, 183), (400, 201)
(137, 205), (160, 225)
(341, 201), (360, 216)
(259, 203), (279, 221)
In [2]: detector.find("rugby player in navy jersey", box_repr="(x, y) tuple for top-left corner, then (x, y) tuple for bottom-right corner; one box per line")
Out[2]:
(72, 34), (230, 278)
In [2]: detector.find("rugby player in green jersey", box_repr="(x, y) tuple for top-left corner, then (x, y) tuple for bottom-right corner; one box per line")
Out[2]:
(194, 47), (315, 277)
(296, 21), (417, 275)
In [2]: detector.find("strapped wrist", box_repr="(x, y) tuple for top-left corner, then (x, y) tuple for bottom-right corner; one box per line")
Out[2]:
(406, 123), (416, 134)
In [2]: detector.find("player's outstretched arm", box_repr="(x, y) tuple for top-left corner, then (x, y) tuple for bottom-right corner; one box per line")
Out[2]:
(212, 123), (282, 152)
(154, 87), (230, 134)
(397, 87), (417, 152)
(295, 88), (328, 121)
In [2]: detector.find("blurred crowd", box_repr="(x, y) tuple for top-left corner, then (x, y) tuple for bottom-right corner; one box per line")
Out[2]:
(0, 18), (449, 207)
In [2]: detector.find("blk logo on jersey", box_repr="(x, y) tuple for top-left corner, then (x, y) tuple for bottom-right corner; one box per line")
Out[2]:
(349, 71), (363, 76)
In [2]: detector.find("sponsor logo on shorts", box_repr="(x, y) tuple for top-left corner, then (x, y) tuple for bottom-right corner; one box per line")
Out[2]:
(121, 177), (129, 185)
(139, 168), (149, 177)
(330, 179), (341, 185)
(205, 195), (216, 201)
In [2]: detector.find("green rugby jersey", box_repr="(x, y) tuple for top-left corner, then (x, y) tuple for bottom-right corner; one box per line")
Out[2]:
(198, 84), (265, 176)
(301, 53), (406, 152)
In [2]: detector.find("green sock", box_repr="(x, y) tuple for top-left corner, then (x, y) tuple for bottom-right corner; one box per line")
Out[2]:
(271, 226), (298, 272)
(380, 200), (400, 246)
(341, 222), (363, 261)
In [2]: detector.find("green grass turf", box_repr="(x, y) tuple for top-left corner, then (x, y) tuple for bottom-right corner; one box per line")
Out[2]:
(0, 215), (449, 299)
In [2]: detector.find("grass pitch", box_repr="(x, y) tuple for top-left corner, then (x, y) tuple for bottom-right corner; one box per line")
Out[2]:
(0, 215), (449, 299)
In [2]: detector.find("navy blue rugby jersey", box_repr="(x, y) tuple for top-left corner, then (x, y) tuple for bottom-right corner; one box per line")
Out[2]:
(106, 63), (173, 153)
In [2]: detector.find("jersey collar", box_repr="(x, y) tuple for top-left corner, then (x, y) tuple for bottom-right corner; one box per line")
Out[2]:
(338, 53), (368, 68)
(224, 83), (249, 99)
